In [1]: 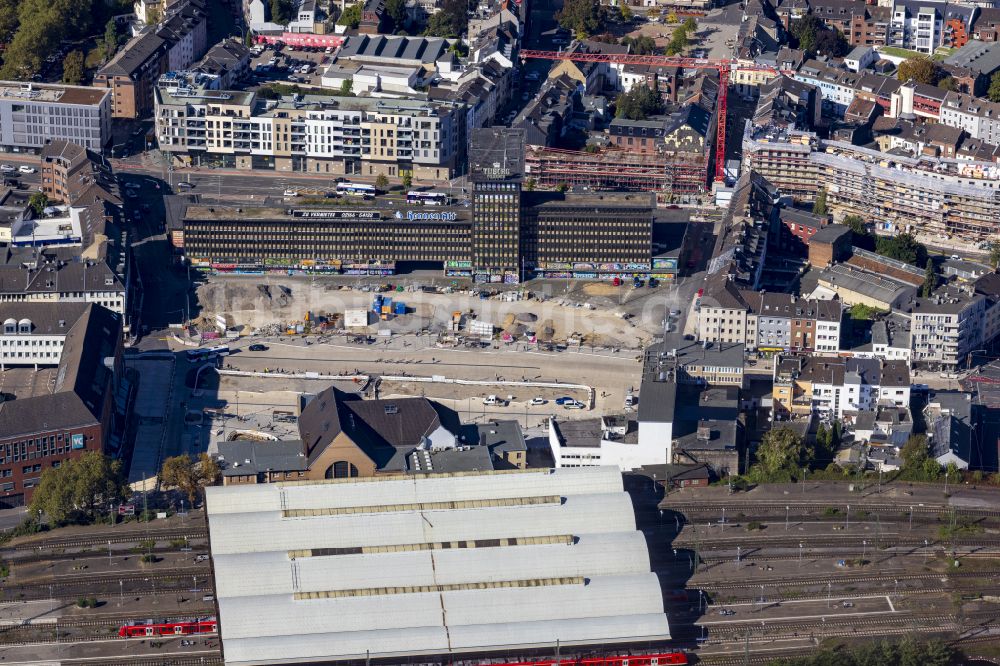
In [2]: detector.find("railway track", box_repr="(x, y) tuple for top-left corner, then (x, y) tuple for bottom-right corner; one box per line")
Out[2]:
(671, 534), (1000, 549)
(661, 500), (1000, 520)
(1, 569), (214, 602)
(693, 569), (1000, 592)
(11, 528), (208, 551)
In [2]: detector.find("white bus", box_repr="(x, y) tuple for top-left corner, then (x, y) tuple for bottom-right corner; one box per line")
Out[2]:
(336, 182), (377, 198)
(406, 191), (449, 205)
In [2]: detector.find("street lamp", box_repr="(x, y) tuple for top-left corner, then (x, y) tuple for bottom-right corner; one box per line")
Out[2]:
(736, 545), (741, 570)
(799, 542), (803, 567)
(785, 505), (789, 531)
(924, 538), (930, 564)
(862, 540), (867, 563)
(845, 504), (850, 531)
(909, 505), (914, 531)
(827, 582), (832, 608)
(721, 507), (726, 532)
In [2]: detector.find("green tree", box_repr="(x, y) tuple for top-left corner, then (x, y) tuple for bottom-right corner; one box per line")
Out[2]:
(102, 18), (118, 60)
(812, 188), (827, 215)
(29, 452), (129, 525)
(621, 34), (658, 55)
(989, 243), (1000, 270)
(401, 170), (412, 189)
(338, 2), (362, 28)
(556, 0), (604, 37)
(375, 173), (389, 191)
(790, 15), (824, 53)
(752, 427), (814, 481)
(938, 75), (958, 92)
(897, 56), (940, 85)
(921, 257), (936, 297)
(989, 71), (1000, 103)
(525, 177), (536, 191)
(62, 49), (84, 85)
(682, 16), (697, 32)
(423, 0), (467, 36)
(848, 303), (882, 320)
(813, 27), (849, 56)
(0, 0), (20, 40)
(384, 0), (406, 32)
(158, 453), (219, 505)
(667, 25), (688, 54)
(270, 0), (293, 24)
(842, 214), (867, 236)
(875, 232), (927, 265)
(900, 434), (929, 471)
(614, 84), (662, 119)
(339, 78), (354, 96)
(618, 3), (632, 21)
(28, 191), (48, 216)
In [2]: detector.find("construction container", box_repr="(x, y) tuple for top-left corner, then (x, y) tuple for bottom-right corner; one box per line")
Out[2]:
(394, 301), (406, 315)
(372, 295), (383, 312)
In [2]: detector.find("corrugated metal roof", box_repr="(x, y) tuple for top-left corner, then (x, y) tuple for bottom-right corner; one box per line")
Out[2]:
(206, 468), (670, 664)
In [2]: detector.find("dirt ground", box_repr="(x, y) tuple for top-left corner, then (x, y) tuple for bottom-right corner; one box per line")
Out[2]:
(195, 276), (668, 348)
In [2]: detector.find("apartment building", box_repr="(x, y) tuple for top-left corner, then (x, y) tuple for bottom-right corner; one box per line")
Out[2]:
(697, 273), (842, 353)
(0, 82), (111, 153)
(94, 32), (170, 119)
(939, 91), (1000, 144)
(40, 140), (119, 205)
(158, 0), (209, 71)
(773, 355), (911, 421)
(792, 60), (860, 116)
(155, 87), (465, 179)
(742, 125), (1000, 243)
(908, 285), (987, 369)
(0, 302), (92, 368)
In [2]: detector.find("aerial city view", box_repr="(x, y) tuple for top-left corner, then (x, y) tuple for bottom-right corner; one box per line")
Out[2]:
(4, 0), (1000, 663)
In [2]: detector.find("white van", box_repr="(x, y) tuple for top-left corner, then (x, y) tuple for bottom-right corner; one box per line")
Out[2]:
(483, 395), (502, 406)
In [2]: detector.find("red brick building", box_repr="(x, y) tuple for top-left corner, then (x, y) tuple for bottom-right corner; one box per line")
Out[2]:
(0, 304), (123, 507)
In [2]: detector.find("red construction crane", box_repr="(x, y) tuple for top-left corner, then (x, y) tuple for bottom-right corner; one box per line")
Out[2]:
(519, 50), (781, 183)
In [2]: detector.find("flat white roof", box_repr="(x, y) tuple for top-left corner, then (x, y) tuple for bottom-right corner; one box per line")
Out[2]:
(206, 468), (671, 665)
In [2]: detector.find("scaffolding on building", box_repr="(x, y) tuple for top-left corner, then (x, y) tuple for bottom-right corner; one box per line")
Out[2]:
(524, 144), (709, 201)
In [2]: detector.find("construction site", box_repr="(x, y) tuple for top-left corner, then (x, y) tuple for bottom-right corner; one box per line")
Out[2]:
(524, 145), (711, 203)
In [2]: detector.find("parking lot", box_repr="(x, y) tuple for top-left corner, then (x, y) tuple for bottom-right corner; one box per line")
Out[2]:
(248, 42), (335, 89)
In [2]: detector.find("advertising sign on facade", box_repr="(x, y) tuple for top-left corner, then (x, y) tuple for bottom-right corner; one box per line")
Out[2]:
(71, 434), (85, 449)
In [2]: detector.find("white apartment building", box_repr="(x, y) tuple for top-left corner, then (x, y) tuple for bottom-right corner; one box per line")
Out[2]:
(155, 87), (464, 179)
(908, 286), (987, 369)
(0, 81), (111, 153)
(775, 356), (910, 421)
(548, 415), (666, 471)
(158, 0), (209, 72)
(939, 91), (1000, 146)
(0, 302), (93, 368)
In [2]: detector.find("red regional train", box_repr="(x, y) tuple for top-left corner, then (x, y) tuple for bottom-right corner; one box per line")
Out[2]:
(118, 617), (218, 638)
(482, 653), (688, 666)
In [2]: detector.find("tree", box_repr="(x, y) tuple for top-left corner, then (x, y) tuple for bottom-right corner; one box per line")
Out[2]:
(816, 423), (833, 464)
(375, 173), (389, 191)
(790, 15), (824, 53)
(159, 453), (219, 505)
(28, 191), (48, 216)
(848, 303), (883, 320)
(812, 188), (827, 215)
(339, 78), (354, 96)
(682, 16), (697, 32)
(29, 452), (129, 525)
(876, 232), (927, 266)
(525, 177), (536, 191)
(900, 434), (929, 471)
(753, 427), (814, 481)
(556, 0), (604, 37)
(813, 27), (848, 57)
(665, 11), (678, 23)
(614, 84), (662, 120)
(618, 3), (632, 22)
(102, 18), (118, 60)
(62, 49), (84, 85)
(620, 34), (657, 55)
(897, 56), (940, 85)
(938, 75), (958, 92)
(401, 170), (412, 189)
(989, 243), (1000, 270)
(338, 2), (362, 28)
(989, 71), (1000, 103)
(270, 0), (293, 24)
(384, 0), (406, 32)
(0, 0), (20, 40)
(425, 0), (467, 36)
(667, 25), (688, 54)
(842, 214), (868, 236)
(921, 257), (936, 297)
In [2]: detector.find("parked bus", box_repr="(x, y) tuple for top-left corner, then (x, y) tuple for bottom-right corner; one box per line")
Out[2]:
(406, 191), (449, 205)
(336, 183), (376, 198)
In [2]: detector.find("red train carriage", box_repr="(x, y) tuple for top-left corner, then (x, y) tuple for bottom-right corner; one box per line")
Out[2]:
(118, 617), (218, 638)
(481, 653), (688, 666)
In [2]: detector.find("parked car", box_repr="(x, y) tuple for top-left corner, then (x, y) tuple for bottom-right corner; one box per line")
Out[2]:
(0, 164), (15, 173)
(554, 396), (574, 405)
(529, 397), (547, 406)
(18, 165), (35, 174)
(248, 344), (268, 351)
(283, 189), (299, 196)
(564, 400), (586, 409)
(177, 181), (195, 189)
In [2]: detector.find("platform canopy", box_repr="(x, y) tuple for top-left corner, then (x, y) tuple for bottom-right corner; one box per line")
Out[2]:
(206, 466), (671, 665)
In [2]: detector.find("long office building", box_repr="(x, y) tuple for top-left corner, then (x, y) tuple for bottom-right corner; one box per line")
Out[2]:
(168, 129), (663, 282)
(154, 84), (464, 180)
(0, 81), (111, 153)
(742, 125), (1000, 242)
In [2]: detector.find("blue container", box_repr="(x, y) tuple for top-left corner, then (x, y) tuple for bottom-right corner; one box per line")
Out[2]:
(394, 301), (406, 315)
(372, 295), (383, 311)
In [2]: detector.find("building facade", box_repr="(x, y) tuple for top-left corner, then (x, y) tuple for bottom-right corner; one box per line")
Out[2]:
(0, 82), (110, 153)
